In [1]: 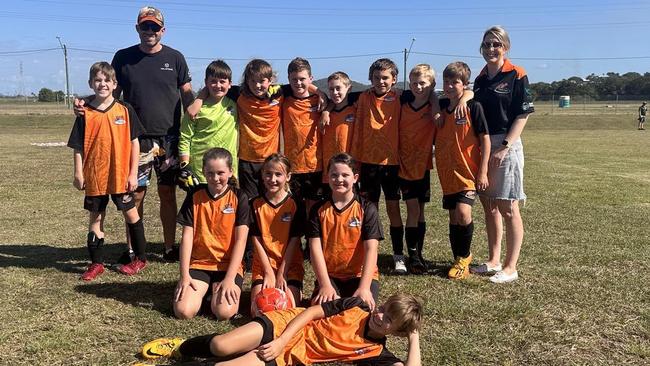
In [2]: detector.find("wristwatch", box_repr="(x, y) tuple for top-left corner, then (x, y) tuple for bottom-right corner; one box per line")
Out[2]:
(502, 139), (510, 148)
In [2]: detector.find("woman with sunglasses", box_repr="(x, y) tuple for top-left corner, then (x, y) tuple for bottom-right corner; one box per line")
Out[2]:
(471, 26), (535, 283)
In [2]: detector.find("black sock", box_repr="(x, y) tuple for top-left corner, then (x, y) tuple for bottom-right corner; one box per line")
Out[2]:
(178, 333), (218, 358)
(405, 227), (419, 258)
(87, 232), (104, 264)
(456, 222), (474, 258)
(449, 224), (460, 258)
(127, 219), (147, 261)
(389, 225), (404, 256)
(417, 221), (426, 258)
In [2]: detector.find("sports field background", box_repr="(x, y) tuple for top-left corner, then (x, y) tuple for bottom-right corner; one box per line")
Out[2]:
(0, 102), (648, 365)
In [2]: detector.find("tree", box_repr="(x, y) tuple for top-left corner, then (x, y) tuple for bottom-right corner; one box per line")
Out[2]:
(38, 88), (55, 102)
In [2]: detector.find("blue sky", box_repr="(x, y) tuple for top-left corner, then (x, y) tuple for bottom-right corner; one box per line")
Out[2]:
(0, 0), (649, 96)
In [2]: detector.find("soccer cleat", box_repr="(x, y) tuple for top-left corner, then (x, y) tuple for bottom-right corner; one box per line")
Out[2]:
(407, 255), (426, 275)
(162, 246), (179, 262)
(393, 255), (407, 275)
(80, 263), (105, 281)
(141, 337), (185, 359)
(118, 258), (147, 275)
(448, 254), (473, 280)
(117, 249), (135, 265)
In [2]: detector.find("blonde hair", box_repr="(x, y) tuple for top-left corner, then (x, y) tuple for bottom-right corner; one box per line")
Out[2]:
(327, 71), (352, 88)
(383, 293), (424, 337)
(262, 153), (292, 192)
(89, 62), (116, 82)
(409, 64), (435, 84)
(480, 25), (511, 54)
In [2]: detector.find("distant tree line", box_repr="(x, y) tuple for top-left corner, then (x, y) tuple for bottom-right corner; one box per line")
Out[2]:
(530, 72), (650, 101)
(37, 88), (65, 102)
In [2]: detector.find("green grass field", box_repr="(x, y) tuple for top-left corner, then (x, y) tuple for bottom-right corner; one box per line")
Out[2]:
(0, 106), (648, 365)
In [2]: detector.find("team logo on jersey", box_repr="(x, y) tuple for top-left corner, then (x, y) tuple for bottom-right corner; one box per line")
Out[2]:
(114, 116), (126, 125)
(494, 82), (510, 94)
(280, 212), (292, 222)
(384, 95), (395, 102)
(160, 63), (174, 71)
(455, 117), (467, 125)
(348, 216), (361, 227)
(522, 102), (534, 111)
(269, 99), (280, 106)
(222, 203), (235, 214)
(345, 114), (355, 123)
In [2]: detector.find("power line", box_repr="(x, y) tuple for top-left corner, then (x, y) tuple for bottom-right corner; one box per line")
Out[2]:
(4, 47), (650, 62)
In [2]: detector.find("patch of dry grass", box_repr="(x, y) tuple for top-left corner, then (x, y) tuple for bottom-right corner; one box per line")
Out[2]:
(0, 112), (648, 365)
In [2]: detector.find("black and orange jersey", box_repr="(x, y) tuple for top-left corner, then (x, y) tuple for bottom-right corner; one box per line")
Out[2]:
(237, 85), (285, 162)
(307, 195), (382, 280)
(67, 100), (143, 196)
(398, 90), (434, 181)
(321, 92), (360, 182)
(176, 186), (249, 274)
(263, 297), (401, 366)
(434, 99), (488, 195)
(282, 93), (321, 173)
(473, 58), (535, 135)
(351, 89), (401, 165)
(249, 193), (305, 282)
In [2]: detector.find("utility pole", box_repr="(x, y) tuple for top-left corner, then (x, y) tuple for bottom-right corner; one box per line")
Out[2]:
(403, 38), (416, 89)
(56, 36), (70, 108)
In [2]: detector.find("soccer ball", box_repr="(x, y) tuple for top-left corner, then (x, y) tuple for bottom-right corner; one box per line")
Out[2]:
(254, 288), (292, 315)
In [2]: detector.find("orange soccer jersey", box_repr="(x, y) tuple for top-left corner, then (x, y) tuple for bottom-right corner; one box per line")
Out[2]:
(67, 100), (142, 196)
(434, 99), (489, 195)
(321, 92), (359, 182)
(351, 90), (401, 165)
(263, 297), (398, 366)
(176, 186), (250, 274)
(237, 86), (284, 162)
(282, 94), (321, 173)
(307, 195), (382, 280)
(398, 91), (435, 181)
(250, 194), (305, 283)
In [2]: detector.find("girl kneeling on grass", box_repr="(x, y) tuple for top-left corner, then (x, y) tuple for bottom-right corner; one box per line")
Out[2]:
(173, 148), (250, 320)
(309, 153), (382, 311)
(249, 153), (305, 316)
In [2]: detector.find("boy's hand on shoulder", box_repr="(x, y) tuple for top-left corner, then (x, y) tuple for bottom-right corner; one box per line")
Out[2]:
(454, 101), (469, 119)
(73, 98), (86, 117)
(319, 110), (330, 135)
(353, 288), (375, 311)
(316, 89), (328, 112)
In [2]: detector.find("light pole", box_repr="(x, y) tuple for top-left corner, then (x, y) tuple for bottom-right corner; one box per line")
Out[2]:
(56, 36), (70, 108)
(403, 38), (416, 89)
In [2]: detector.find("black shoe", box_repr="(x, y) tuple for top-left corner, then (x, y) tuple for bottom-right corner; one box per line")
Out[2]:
(117, 249), (135, 265)
(163, 246), (180, 262)
(407, 255), (426, 275)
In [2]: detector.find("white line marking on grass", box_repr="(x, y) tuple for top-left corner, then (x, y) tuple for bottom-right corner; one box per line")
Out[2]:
(30, 142), (66, 147)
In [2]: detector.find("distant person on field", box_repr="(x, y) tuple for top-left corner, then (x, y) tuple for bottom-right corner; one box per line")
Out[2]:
(67, 62), (147, 280)
(471, 26), (535, 283)
(178, 60), (238, 186)
(434, 61), (490, 280)
(74, 6), (194, 266)
(638, 102), (647, 130)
